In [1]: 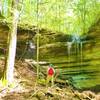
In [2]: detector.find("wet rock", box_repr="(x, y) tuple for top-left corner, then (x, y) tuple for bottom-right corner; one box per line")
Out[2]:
(29, 97), (38, 100)
(82, 91), (95, 99)
(36, 91), (45, 100)
(95, 93), (100, 100)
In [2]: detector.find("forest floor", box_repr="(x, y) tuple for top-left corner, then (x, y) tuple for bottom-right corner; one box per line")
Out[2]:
(0, 58), (100, 100)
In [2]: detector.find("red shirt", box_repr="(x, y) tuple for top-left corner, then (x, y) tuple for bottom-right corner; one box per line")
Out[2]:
(48, 67), (55, 76)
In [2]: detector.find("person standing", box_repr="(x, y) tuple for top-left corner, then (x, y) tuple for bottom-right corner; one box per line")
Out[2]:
(46, 64), (55, 87)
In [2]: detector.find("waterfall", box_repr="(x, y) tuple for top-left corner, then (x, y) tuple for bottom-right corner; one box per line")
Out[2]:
(67, 42), (72, 57)
(71, 34), (83, 63)
(80, 42), (83, 64)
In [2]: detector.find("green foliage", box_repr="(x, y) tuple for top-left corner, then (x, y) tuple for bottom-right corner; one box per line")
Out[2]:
(1, 0), (100, 35)
(0, 76), (8, 87)
(37, 78), (46, 85)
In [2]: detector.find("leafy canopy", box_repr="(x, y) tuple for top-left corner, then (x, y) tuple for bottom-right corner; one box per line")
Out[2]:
(1, 0), (100, 35)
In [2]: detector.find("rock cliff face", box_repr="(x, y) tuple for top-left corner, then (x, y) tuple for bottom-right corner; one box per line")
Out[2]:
(0, 19), (100, 91)
(0, 23), (34, 57)
(88, 19), (100, 38)
(78, 19), (100, 91)
(0, 21), (71, 59)
(38, 19), (100, 91)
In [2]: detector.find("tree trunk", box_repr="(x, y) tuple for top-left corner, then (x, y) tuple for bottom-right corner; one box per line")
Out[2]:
(2, 8), (19, 85)
(0, 1), (3, 16)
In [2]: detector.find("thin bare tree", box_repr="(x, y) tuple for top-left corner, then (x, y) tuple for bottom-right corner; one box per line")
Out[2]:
(2, 0), (20, 86)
